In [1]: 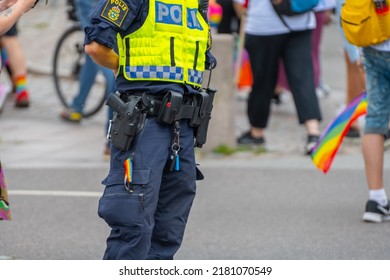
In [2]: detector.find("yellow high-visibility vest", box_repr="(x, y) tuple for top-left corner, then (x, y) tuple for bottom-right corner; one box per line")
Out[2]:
(117, 0), (209, 87)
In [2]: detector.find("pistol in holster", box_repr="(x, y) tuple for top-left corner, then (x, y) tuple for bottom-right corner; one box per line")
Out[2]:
(106, 92), (147, 151)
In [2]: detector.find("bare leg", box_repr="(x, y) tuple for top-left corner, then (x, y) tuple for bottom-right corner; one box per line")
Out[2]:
(250, 127), (264, 138)
(305, 119), (320, 136)
(1, 36), (30, 107)
(1, 36), (27, 78)
(362, 134), (384, 190)
(344, 51), (365, 129)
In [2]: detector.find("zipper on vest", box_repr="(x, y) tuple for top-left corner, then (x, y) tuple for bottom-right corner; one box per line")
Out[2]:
(193, 41), (199, 70)
(170, 37), (176, 67)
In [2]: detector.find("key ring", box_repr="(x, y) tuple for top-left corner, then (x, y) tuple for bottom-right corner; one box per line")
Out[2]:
(171, 143), (180, 153)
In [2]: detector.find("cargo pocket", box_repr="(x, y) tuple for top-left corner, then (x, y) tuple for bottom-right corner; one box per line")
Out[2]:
(98, 168), (151, 228)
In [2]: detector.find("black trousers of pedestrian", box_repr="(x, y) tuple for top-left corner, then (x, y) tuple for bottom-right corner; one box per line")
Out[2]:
(245, 30), (322, 128)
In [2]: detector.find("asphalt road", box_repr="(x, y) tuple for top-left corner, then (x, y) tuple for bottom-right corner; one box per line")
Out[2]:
(1, 2), (390, 260)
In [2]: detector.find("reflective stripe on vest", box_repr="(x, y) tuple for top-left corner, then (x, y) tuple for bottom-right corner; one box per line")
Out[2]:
(125, 66), (203, 85)
(126, 66), (184, 80)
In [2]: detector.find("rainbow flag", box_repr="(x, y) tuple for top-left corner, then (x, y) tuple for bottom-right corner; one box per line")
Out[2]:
(311, 92), (368, 173)
(0, 162), (11, 220)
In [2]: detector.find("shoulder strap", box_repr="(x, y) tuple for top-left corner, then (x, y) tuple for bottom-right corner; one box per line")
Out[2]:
(271, 0), (315, 31)
(277, 15), (292, 31)
(272, 1), (292, 31)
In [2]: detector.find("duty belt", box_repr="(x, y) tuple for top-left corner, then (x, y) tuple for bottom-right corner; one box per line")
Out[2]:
(119, 91), (209, 126)
(106, 88), (216, 151)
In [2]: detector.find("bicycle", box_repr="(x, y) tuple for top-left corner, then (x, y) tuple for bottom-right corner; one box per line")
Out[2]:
(52, 0), (107, 118)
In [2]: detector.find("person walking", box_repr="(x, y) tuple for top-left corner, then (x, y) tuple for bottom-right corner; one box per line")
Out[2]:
(84, 0), (216, 259)
(361, 40), (390, 222)
(1, 0), (42, 221)
(234, 0), (322, 154)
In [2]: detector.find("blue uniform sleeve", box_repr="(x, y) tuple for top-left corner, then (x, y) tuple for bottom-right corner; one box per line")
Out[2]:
(84, 0), (142, 49)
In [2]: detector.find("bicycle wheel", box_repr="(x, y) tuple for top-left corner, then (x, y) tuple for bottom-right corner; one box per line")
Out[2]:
(52, 25), (107, 118)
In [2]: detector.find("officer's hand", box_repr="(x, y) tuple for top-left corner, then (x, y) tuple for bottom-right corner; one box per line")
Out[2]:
(205, 50), (217, 70)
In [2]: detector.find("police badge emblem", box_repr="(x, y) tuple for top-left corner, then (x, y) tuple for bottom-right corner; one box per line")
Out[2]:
(101, 0), (129, 27)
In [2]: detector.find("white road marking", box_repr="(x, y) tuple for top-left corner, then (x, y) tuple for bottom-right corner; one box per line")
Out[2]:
(8, 190), (101, 198)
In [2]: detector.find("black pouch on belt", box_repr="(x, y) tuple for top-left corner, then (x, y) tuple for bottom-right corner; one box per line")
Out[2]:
(194, 87), (217, 148)
(156, 91), (183, 125)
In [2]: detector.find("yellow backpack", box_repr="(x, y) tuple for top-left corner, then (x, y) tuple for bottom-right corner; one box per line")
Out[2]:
(341, 0), (390, 47)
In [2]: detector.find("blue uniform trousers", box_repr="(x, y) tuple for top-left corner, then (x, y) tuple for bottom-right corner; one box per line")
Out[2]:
(98, 118), (197, 259)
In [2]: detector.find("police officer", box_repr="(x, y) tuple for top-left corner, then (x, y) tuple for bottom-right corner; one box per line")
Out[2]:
(84, 0), (216, 259)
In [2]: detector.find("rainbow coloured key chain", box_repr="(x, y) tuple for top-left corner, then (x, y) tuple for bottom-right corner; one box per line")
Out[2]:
(124, 156), (133, 192)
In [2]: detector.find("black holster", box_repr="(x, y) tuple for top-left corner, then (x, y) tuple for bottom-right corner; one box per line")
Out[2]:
(106, 92), (147, 151)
